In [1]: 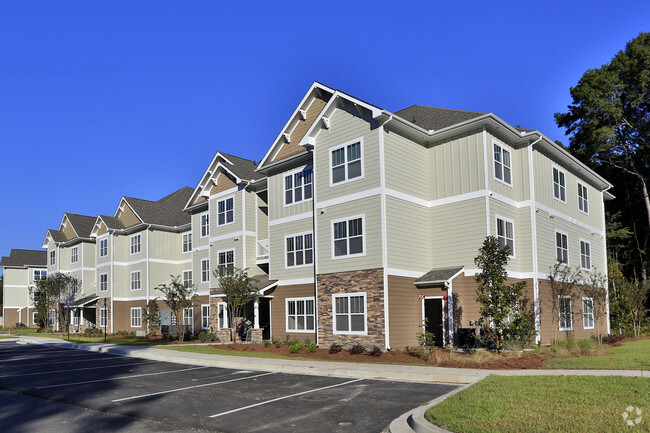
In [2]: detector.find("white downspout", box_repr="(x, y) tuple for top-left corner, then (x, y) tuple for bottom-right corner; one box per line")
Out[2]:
(527, 136), (543, 344)
(482, 128), (491, 237)
(110, 232), (115, 334)
(379, 116), (392, 350)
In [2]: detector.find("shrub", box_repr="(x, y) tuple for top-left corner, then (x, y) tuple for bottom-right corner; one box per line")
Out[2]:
(306, 343), (317, 353)
(329, 343), (343, 354)
(272, 337), (282, 348)
(369, 346), (382, 357)
(578, 338), (597, 356)
(602, 334), (625, 345)
(263, 339), (271, 348)
(349, 344), (366, 355)
(289, 343), (304, 353)
(83, 327), (103, 336)
(198, 331), (217, 342)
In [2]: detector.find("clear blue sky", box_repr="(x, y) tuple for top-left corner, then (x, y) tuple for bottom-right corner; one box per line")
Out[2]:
(1, 1), (648, 273)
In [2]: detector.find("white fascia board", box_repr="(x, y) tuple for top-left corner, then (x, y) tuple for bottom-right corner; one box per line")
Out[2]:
(41, 231), (54, 249)
(89, 216), (106, 238)
(257, 82), (336, 169)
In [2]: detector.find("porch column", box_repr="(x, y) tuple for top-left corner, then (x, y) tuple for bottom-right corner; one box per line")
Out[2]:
(253, 300), (259, 329)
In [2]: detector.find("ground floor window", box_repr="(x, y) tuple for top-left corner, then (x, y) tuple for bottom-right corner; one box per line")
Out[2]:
(183, 307), (194, 333)
(217, 302), (229, 329)
(99, 308), (107, 328)
(48, 309), (56, 327)
(71, 309), (79, 326)
(333, 293), (367, 334)
(130, 307), (142, 328)
(286, 297), (315, 332)
(32, 312), (39, 325)
(582, 297), (594, 329)
(559, 296), (573, 331)
(201, 304), (210, 329)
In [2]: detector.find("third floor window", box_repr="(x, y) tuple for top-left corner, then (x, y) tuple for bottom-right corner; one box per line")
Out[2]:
(331, 140), (362, 184)
(493, 143), (512, 185)
(130, 234), (141, 255)
(218, 198), (234, 226)
(284, 169), (313, 205)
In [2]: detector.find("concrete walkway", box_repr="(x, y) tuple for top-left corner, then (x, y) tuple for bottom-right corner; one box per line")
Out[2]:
(14, 336), (650, 433)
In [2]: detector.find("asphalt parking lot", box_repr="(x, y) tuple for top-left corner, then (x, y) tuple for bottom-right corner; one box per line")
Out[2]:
(0, 343), (457, 433)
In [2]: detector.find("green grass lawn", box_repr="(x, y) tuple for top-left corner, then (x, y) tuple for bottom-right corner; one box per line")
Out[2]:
(427, 376), (650, 433)
(543, 339), (650, 370)
(5, 328), (172, 346)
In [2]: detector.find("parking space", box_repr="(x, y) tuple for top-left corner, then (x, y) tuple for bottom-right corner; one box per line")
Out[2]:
(0, 344), (457, 432)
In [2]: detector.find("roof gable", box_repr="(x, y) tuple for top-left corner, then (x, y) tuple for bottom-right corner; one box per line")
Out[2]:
(119, 187), (193, 227)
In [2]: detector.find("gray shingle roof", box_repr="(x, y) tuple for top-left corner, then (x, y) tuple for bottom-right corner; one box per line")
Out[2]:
(72, 294), (98, 306)
(0, 249), (47, 268)
(218, 152), (264, 181)
(65, 213), (97, 238)
(47, 229), (67, 243)
(124, 186), (193, 227)
(395, 105), (486, 131)
(99, 215), (125, 230)
(414, 266), (465, 286)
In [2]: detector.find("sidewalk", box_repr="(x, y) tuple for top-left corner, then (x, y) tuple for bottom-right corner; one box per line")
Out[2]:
(17, 336), (650, 384)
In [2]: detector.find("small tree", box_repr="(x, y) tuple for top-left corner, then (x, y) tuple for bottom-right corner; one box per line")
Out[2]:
(548, 263), (582, 342)
(144, 299), (161, 337)
(582, 269), (608, 343)
(474, 236), (528, 351)
(619, 279), (649, 337)
(30, 273), (81, 332)
(214, 267), (259, 343)
(156, 275), (198, 342)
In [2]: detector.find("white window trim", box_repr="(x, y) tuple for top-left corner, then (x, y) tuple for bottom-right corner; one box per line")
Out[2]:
(217, 249), (235, 276)
(495, 215), (516, 258)
(493, 141), (513, 187)
(283, 167), (313, 207)
(284, 231), (314, 269)
(217, 196), (235, 227)
(332, 292), (368, 335)
(182, 233), (192, 254)
(552, 166), (567, 204)
(329, 137), (365, 187)
(130, 270), (142, 291)
(200, 212), (210, 238)
(183, 307), (194, 332)
(130, 307), (142, 328)
(331, 214), (366, 260)
(201, 259), (210, 283)
(99, 239), (108, 257)
(32, 311), (38, 324)
(579, 238), (592, 271)
(99, 308), (107, 328)
(50, 250), (56, 266)
(582, 297), (595, 330)
(201, 304), (210, 330)
(217, 301), (229, 330)
(71, 309), (79, 326)
(71, 247), (78, 264)
(182, 269), (193, 288)
(577, 182), (589, 215)
(130, 234), (141, 255)
(285, 296), (316, 333)
(99, 273), (108, 292)
(555, 229), (569, 265)
(558, 295), (573, 331)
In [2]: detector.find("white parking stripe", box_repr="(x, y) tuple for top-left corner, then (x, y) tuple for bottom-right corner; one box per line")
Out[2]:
(8, 354), (120, 367)
(0, 361), (158, 378)
(209, 379), (364, 418)
(36, 366), (210, 389)
(111, 372), (276, 402)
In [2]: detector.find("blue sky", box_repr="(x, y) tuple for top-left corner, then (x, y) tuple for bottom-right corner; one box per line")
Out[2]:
(1, 1), (648, 273)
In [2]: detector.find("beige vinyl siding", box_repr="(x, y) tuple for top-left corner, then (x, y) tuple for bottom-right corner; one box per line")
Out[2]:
(59, 245), (71, 271)
(150, 262), (187, 296)
(127, 230), (146, 261)
(192, 210), (210, 248)
(193, 248), (210, 292)
(209, 191), (240, 236)
(148, 231), (184, 262)
(314, 108), (380, 203)
(269, 217), (314, 281)
(385, 196), (431, 271)
(384, 131), (430, 199)
(256, 193), (269, 239)
(486, 130), (530, 202)
(268, 164), (313, 222)
(430, 198), (486, 269)
(210, 239), (242, 281)
(112, 236), (128, 263)
(428, 130), (485, 200)
(211, 172), (237, 195)
(82, 268), (96, 294)
(272, 95), (329, 163)
(266, 284), (316, 341)
(316, 195), (382, 275)
(533, 148), (604, 230)
(97, 269), (111, 299)
(95, 235), (111, 266)
(82, 242), (95, 268)
(3, 268), (30, 306)
(387, 275), (423, 349)
(114, 263), (145, 299)
(244, 189), (256, 234)
(489, 198), (533, 273)
(119, 204), (142, 228)
(244, 235), (265, 276)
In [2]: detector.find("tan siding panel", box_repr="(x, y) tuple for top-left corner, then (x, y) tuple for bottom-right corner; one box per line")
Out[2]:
(273, 96), (329, 162)
(267, 284), (316, 341)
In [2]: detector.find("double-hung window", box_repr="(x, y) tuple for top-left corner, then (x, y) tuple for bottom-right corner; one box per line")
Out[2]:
(582, 298), (594, 329)
(201, 304), (210, 329)
(183, 307), (193, 332)
(34, 270), (47, 281)
(50, 250), (56, 266)
(48, 309), (56, 327)
(577, 182), (589, 214)
(218, 250), (234, 276)
(333, 216), (364, 258)
(201, 213), (209, 237)
(559, 296), (573, 331)
(333, 293), (367, 334)
(286, 233), (313, 267)
(217, 198), (234, 226)
(99, 239), (108, 257)
(286, 297), (315, 332)
(71, 309), (79, 326)
(556, 231), (569, 264)
(71, 247), (78, 264)
(182, 233), (192, 253)
(183, 270), (193, 288)
(493, 143), (512, 185)
(99, 308), (107, 328)
(331, 140), (362, 184)
(496, 216), (515, 257)
(217, 302), (229, 329)
(130, 271), (141, 291)
(580, 240), (591, 270)
(99, 273), (108, 292)
(285, 169), (313, 205)
(201, 259), (210, 283)
(553, 167), (566, 202)
(130, 307), (142, 328)
(130, 234), (141, 255)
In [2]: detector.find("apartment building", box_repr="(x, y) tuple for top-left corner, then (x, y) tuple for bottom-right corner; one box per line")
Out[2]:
(249, 82), (612, 348)
(42, 213), (97, 330)
(89, 186), (194, 334)
(184, 152), (271, 341)
(1, 249), (47, 328)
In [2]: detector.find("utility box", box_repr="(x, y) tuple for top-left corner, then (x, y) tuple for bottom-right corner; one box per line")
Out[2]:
(160, 310), (178, 336)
